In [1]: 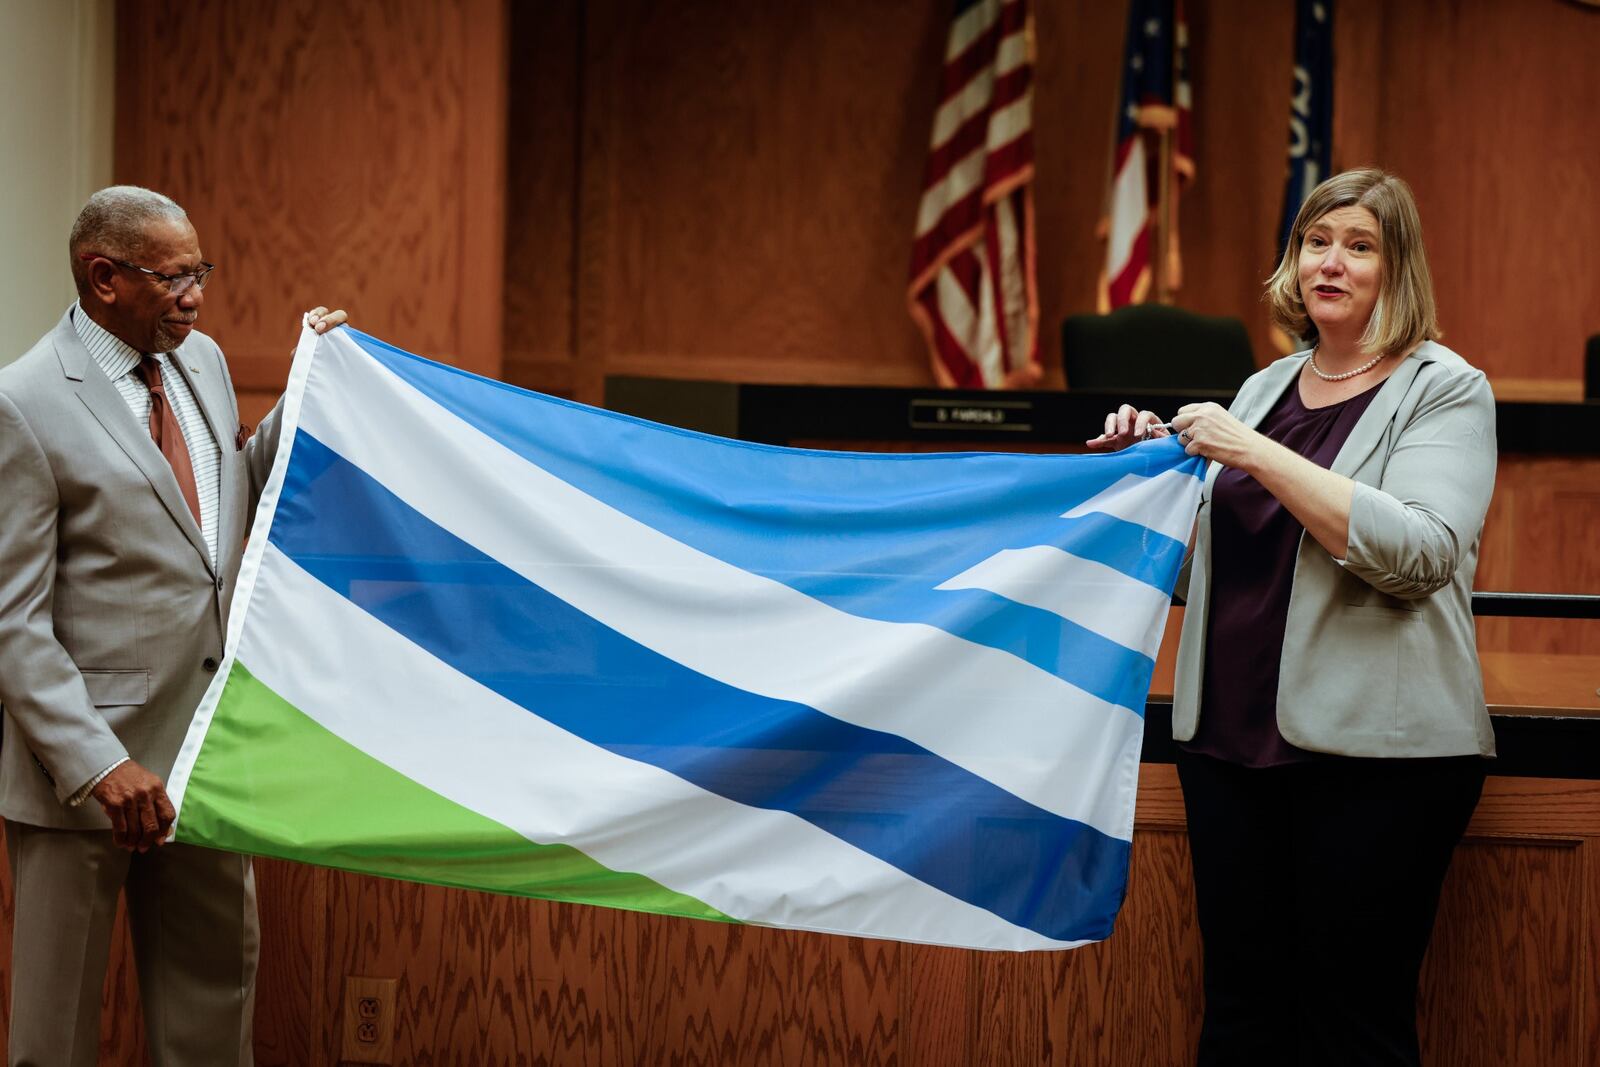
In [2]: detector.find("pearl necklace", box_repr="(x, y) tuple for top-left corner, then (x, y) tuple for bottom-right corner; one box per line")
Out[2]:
(1308, 347), (1386, 382)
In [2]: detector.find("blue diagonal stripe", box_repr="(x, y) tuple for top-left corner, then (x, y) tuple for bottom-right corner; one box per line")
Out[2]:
(270, 432), (1132, 944)
(1056, 513), (1188, 591)
(340, 330), (1199, 703)
(788, 576), (1159, 716)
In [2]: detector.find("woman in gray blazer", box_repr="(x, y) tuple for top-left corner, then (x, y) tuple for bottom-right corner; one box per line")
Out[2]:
(1089, 169), (1496, 1067)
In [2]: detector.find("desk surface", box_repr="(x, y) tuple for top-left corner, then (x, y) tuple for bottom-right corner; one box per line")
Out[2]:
(1489, 377), (1585, 403)
(1480, 651), (1600, 718)
(1147, 611), (1600, 719)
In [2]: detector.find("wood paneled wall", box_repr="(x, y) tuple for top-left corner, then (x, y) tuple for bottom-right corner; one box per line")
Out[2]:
(4, 1), (1596, 1064)
(114, 0), (507, 423)
(504, 0), (1600, 401)
(1478, 456), (1600, 655)
(7, 773), (1596, 1065)
(1336, 0), (1600, 385)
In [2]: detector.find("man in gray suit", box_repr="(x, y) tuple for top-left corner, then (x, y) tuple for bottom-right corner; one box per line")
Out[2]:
(0, 186), (344, 1066)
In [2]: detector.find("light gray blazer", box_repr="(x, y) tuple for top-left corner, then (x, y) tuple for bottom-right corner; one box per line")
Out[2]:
(0, 308), (281, 827)
(1172, 340), (1498, 758)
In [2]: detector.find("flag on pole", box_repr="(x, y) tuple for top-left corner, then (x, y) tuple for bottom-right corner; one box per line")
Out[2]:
(168, 325), (1202, 952)
(1098, 0), (1195, 311)
(1273, 0), (1334, 352)
(908, 0), (1042, 390)
(1277, 0), (1334, 258)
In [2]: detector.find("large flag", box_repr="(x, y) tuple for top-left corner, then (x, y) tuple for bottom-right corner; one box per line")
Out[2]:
(908, 0), (1042, 391)
(1277, 0), (1334, 259)
(168, 325), (1203, 952)
(1098, 0), (1195, 311)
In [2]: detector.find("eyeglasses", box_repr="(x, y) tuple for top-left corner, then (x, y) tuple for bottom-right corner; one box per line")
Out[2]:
(79, 253), (216, 295)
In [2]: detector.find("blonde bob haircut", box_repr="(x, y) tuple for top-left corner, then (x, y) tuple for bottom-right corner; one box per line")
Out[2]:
(1264, 168), (1441, 356)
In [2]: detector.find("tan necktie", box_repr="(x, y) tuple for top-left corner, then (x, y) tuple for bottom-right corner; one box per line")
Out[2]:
(136, 354), (202, 526)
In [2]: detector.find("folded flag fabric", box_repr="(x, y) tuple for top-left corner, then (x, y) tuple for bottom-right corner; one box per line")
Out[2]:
(168, 326), (1204, 952)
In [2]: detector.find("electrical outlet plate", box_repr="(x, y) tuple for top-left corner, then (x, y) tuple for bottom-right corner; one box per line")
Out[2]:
(340, 975), (398, 1064)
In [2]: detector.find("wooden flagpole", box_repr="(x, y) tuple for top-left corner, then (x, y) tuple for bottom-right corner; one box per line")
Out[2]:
(1155, 124), (1173, 304)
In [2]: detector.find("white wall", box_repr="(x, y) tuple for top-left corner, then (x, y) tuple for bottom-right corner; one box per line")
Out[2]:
(0, 0), (114, 365)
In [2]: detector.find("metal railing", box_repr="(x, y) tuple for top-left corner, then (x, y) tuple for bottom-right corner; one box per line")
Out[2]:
(1472, 592), (1600, 619)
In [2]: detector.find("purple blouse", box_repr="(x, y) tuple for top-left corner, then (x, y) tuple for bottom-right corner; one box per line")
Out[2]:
(1182, 375), (1383, 767)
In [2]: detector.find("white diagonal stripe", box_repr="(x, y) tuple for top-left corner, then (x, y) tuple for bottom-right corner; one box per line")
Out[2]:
(994, 195), (1031, 375)
(916, 91), (1028, 239)
(1062, 467), (1201, 545)
(935, 263), (979, 349)
(944, 0), (999, 61)
(985, 93), (1032, 153)
(231, 546), (1074, 951)
(916, 145), (988, 237)
(996, 24), (1029, 76)
(1106, 138), (1150, 277)
(937, 546), (1170, 659)
(294, 332), (1145, 841)
(931, 68), (995, 149)
(971, 244), (1003, 386)
(931, 16), (1028, 151)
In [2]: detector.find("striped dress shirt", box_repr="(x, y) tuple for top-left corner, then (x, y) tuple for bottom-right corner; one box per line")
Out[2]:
(66, 304), (227, 805)
(72, 303), (222, 566)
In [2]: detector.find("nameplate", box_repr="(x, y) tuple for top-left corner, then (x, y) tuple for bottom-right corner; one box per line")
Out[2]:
(908, 398), (1034, 432)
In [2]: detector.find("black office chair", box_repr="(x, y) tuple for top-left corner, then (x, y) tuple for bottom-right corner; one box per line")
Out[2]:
(1586, 334), (1600, 400)
(1061, 304), (1257, 392)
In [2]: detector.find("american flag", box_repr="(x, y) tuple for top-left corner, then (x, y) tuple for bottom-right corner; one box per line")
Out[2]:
(908, 0), (1041, 390)
(1098, 0), (1194, 311)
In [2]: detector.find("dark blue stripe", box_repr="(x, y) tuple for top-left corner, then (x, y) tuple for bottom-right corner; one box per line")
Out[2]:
(342, 330), (1199, 704)
(271, 433), (1132, 943)
(786, 577), (1157, 717)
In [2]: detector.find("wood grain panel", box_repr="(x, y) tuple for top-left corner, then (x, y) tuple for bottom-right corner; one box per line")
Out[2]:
(501, 0), (582, 397)
(553, 0), (954, 404)
(1420, 841), (1582, 1066)
(1585, 838), (1600, 1067)
(1164, 0), (1295, 367)
(1042, 827), (1204, 1067)
(1030, 0), (1141, 388)
(1358, 0), (1600, 387)
(251, 859), (325, 1067)
(320, 870), (549, 1064)
(1136, 766), (1600, 1067)
(115, 0), (507, 391)
(507, 0), (1598, 401)
(12, 1), (1587, 1063)
(898, 943), (975, 1067)
(7, 769), (1595, 1063)
(1476, 456), (1600, 655)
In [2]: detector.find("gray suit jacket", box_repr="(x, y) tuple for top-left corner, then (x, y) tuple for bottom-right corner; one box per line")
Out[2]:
(1172, 340), (1498, 758)
(0, 308), (280, 827)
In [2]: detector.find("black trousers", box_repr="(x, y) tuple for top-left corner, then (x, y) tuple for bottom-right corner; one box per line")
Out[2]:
(1174, 748), (1486, 1067)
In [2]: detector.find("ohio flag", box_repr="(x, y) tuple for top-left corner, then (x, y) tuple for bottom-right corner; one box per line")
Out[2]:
(168, 325), (1202, 951)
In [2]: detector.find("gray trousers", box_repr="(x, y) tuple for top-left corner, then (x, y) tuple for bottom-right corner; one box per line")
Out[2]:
(5, 822), (257, 1067)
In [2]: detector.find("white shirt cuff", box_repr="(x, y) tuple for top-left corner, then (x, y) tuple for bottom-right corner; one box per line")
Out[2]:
(67, 756), (130, 807)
